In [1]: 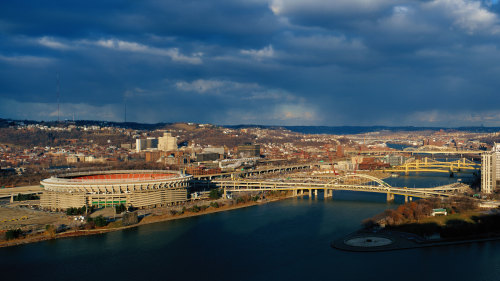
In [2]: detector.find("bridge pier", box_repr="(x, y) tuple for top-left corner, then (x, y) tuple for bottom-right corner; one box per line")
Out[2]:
(314, 189), (318, 197)
(386, 193), (394, 202)
(324, 189), (332, 199)
(10, 193), (14, 203)
(403, 195), (413, 203)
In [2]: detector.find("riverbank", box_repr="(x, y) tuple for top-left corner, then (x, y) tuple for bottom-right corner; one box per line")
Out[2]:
(0, 195), (294, 248)
(331, 194), (500, 252)
(331, 229), (500, 252)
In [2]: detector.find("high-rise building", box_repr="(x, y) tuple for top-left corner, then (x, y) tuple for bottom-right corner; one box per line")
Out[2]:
(146, 137), (158, 150)
(158, 132), (177, 151)
(496, 144), (500, 181)
(481, 152), (495, 194)
(136, 137), (159, 152)
(481, 143), (500, 194)
(136, 139), (147, 153)
(336, 145), (344, 158)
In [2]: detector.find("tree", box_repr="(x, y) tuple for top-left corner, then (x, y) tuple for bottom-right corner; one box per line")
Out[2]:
(401, 206), (414, 221)
(384, 209), (403, 225)
(87, 215), (108, 227)
(209, 188), (222, 199)
(5, 229), (23, 240)
(362, 218), (378, 229)
(66, 206), (86, 216)
(45, 225), (56, 238)
(115, 204), (126, 214)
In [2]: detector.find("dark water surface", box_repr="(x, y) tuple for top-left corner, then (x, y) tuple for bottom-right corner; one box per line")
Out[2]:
(1, 174), (499, 281)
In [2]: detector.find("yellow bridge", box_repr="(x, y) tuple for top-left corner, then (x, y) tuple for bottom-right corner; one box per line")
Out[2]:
(214, 174), (471, 203)
(380, 157), (480, 175)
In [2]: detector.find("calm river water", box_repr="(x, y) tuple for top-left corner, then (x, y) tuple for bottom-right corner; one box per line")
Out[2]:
(1, 173), (499, 281)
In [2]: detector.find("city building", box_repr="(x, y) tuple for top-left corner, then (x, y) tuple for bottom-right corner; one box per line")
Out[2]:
(136, 139), (146, 152)
(196, 152), (220, 162)
(146, 137), (158, 150)
(237, 144), (261, 158)
(204, 146), (225, 155)
(382, 154), (406, 166)
(481, 143), (500, 194)
(158, 132), (178, 151)
(336, 145), (344, 158)
(136, 137), (159, 152)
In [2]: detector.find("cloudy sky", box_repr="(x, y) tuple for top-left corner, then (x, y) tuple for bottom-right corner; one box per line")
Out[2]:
(1, 0), (500, 126)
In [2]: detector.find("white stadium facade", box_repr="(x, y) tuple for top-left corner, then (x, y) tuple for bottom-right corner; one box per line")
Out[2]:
(40, 170), (191, 210)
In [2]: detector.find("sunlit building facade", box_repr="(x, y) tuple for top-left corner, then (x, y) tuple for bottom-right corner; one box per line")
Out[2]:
(481, 143), (500, 194)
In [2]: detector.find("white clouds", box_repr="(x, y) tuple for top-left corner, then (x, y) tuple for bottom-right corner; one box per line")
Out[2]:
(5, 0), (500, 126)
(270, 0), (500, 36)
(270, 0), (395, 16)
(240, 45), (274, 60)
(91, 39), (203, 64)
(393, 5), (409, 15)
(424, 0), (500, 34)
(34, 36), (202, 64)
(38, 36), (71, 50)
(174, 79), (317, 124)
(171, 77), (321, 125)
(375, 4), (438, 35)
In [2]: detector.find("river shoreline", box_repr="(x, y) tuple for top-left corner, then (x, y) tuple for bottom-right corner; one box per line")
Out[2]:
(331, 229), (500, 252)
(0, 195), (293, 248)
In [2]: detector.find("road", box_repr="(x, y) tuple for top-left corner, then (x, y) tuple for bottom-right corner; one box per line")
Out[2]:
(0, 185), (44, 199)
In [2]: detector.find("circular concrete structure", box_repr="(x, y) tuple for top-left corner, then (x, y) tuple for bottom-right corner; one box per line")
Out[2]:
(344, 236), (393, 247)
(40, 170), (192, 210)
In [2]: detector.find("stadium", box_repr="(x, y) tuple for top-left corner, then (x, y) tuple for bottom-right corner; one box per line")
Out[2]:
(40, 170), (192, 210)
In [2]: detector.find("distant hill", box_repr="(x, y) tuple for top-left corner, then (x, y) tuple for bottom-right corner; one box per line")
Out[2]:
(1, 118), (499, 135)
(226, 125), (500, 135)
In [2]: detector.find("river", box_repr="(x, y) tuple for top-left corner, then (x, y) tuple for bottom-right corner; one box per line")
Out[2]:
(1, 173), (499, 281)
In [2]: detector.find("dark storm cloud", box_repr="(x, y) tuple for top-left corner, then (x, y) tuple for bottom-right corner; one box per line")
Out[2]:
(1, 0), (500, 125)
(0, 0), (279, 45)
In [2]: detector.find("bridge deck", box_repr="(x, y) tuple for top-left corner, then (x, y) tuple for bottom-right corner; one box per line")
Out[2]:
(215, 180), (468, 199)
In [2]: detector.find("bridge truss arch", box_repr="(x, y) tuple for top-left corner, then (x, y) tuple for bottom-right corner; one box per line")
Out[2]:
(328, 174), (392, 188)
